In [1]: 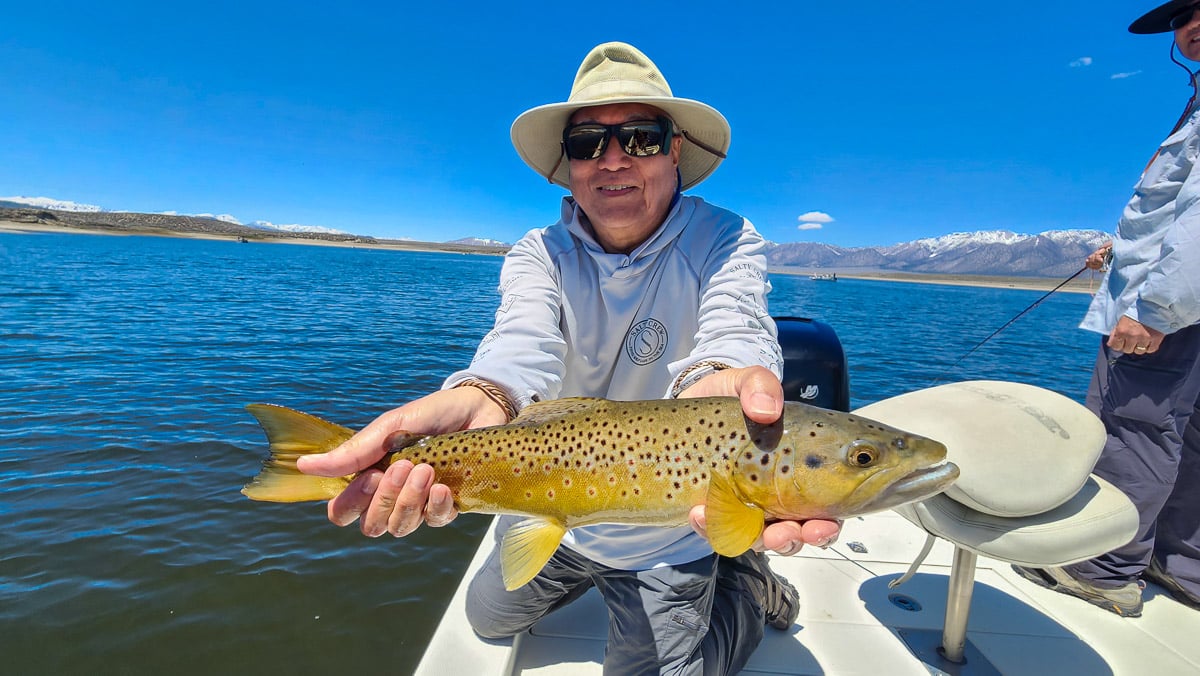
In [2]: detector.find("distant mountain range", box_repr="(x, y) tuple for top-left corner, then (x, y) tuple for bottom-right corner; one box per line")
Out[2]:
(765, 230), (1109, 278)
(1, 196), (1110, 278)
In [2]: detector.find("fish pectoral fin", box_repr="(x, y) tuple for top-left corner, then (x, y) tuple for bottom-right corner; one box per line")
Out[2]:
(499, 517), (568, 591)
(705, 472), (765, 557)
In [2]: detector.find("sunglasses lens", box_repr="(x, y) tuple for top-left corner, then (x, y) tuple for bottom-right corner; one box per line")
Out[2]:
(616, 122), (665, 157)
(563, 120), (667, 160)
(565, 126), (609, 160)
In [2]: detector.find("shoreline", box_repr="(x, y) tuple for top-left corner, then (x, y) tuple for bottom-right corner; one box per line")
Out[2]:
(0, 219), (508, 256)
(2, 219), (1101, 294)
(769, 267), (1102, 295)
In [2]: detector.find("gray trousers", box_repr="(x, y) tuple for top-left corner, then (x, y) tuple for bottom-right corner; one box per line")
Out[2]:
(465, 516), (765, 676)
(1065, 323), (1200, 600)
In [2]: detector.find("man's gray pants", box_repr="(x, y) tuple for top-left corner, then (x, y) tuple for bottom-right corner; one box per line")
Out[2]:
(465, 516), (766, 676)
(1065, 323), (1200, 601)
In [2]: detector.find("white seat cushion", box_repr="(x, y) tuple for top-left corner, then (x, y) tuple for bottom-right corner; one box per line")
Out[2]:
(854, 380), (1106, 518)
(892, 474), (1138, 566)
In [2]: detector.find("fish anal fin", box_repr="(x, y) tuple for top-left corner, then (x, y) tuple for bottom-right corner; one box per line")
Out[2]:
(499, 517), (568, 591)
(705, 472), (765, 557)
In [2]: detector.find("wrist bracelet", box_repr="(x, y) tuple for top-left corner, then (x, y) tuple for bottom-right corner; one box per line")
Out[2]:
(671, 360), (733, 398)
(455, 378), (518, 422)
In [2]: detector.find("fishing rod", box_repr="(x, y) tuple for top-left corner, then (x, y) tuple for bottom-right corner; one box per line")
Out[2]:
(932, 265), (1089, 385)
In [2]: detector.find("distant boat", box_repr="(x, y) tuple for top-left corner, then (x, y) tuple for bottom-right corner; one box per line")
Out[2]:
(238, 236), (250, 243)
(811, 273), (837, 281)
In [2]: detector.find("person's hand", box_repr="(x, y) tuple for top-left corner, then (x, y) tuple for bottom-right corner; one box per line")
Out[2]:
(1086, 243), (1112, 271)
(1107, 315), (1165, 355)
(296, 386), (509, 537)
(678, 365), (843, 555)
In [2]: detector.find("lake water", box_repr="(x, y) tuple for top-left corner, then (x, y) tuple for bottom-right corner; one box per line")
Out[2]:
(0, 232), (1100, 675)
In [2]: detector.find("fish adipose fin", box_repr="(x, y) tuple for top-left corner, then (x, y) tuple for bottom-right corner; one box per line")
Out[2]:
(705, 472), (765, 556)
(242, 404), (357, 502)
(499, 517), (569, 590)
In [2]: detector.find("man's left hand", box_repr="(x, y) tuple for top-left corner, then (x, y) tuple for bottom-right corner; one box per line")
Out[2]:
(679, 365), (843, 556)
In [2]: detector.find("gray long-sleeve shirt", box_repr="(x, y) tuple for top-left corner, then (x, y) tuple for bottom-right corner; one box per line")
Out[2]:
(444, 194), (783, 569)
(1083, 95), (1200, 336)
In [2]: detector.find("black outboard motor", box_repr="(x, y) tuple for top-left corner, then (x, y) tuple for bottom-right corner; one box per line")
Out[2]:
(775, 316), (850, 412)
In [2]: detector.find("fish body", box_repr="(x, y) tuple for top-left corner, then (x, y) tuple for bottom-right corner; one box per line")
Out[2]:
(244, 397), (957, 589)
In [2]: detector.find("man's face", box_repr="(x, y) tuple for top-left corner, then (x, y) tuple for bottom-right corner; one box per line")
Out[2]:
(1174, 4), (1200, 60)
(566, 103), (683, 254)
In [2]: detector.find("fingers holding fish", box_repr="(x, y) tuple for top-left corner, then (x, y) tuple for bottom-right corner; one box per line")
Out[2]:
(677, 364), (783, 424)
(325, 470), (382, 527)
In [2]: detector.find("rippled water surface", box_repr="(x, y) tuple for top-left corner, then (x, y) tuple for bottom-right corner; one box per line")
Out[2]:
(0, 232), (1098, 674)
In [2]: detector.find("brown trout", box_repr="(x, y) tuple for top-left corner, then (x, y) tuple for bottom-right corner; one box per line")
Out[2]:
(243, 397), (957, 589)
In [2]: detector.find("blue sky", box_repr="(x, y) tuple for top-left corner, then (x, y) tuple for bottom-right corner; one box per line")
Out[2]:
(2, 1), (1194, 247)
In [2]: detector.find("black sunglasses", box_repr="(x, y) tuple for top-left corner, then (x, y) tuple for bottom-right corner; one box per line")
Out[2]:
(1170, 3), (1200, 30)
(562, 117), (673, 160)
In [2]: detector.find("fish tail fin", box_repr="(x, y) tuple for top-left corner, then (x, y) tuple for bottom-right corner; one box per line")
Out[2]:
(499, 517), (568, 591)
(242, 403), (357, 502)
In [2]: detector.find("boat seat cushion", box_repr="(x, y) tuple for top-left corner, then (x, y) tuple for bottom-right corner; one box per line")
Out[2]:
(891, 474), (1138, 566)
(854, 380), (1106, 518)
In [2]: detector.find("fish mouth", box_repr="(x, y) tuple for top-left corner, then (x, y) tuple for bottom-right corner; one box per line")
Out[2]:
(857, 461), (960, 513)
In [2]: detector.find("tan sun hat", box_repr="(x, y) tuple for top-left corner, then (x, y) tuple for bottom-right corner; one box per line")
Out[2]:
(511, 42), (731, 191)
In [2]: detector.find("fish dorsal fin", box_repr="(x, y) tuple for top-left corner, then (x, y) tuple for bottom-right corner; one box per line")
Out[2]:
(499, 517), (568, 590)
(705, 472), (765, 557)
(510, 397), (606, 426)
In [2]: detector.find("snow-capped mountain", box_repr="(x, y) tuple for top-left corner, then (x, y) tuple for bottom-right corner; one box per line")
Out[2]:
(248, 220), (350, 236)
(766, 230), (1110, 277)
(0, 196), (103, 212)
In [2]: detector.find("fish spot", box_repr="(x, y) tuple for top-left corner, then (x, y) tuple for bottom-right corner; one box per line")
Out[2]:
(547, 489), (555, 499)
(759, 454), (770, 466)
(805, 455), (824, 469)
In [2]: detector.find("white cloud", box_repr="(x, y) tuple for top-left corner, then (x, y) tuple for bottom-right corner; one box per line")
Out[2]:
(1111, 71), (1143, 79)
(798, 223), (824, 231)
(1070, 57), (1093, 68)
(797, 211), (834, 224)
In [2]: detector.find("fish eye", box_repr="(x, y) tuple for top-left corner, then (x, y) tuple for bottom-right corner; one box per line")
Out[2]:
(847, 441), (879, 467)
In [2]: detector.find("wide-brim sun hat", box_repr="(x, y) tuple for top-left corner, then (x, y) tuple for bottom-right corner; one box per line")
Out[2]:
(1130, 0), (1198, 33)
(511, 42), (731, 191)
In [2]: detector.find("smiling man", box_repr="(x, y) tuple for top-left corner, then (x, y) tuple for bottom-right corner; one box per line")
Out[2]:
(1013, 2), (1200, 617)
(297, 42), (840, 673)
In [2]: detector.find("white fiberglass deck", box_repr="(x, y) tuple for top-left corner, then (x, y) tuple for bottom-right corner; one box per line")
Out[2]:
(417, 512), (1200, 675)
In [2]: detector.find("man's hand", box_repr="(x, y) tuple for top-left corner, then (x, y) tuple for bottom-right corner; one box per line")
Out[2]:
(1107, 315), (1164, 355)
(678, 365), (843, 556)
(296, 386), (508, 537)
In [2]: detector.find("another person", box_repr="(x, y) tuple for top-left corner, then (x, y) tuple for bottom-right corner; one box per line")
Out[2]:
(1014, 1), (1200, 617)
(297, 42), (841, 673)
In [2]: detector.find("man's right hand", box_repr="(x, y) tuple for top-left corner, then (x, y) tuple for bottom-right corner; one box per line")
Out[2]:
(296, 386), (509, 537)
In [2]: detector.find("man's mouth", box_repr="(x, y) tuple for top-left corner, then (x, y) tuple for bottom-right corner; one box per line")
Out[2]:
(600, 184), (635, 192)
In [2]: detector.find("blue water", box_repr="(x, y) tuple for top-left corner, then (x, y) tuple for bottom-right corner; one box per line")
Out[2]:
(0, 232), (1098, 674)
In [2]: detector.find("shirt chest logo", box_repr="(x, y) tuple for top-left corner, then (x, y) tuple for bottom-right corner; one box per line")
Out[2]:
(626, 318), (668, 366)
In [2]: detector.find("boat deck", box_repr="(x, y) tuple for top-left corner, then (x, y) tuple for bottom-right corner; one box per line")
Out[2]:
(417, 512), (1200, 675)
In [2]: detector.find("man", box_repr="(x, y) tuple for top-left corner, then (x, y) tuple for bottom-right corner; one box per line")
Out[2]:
(297, 42), (841, 673)
(1013, 2), (1200, 617)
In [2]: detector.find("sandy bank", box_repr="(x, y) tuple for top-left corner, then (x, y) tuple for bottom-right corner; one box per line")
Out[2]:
(0, 219), (507, 256)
